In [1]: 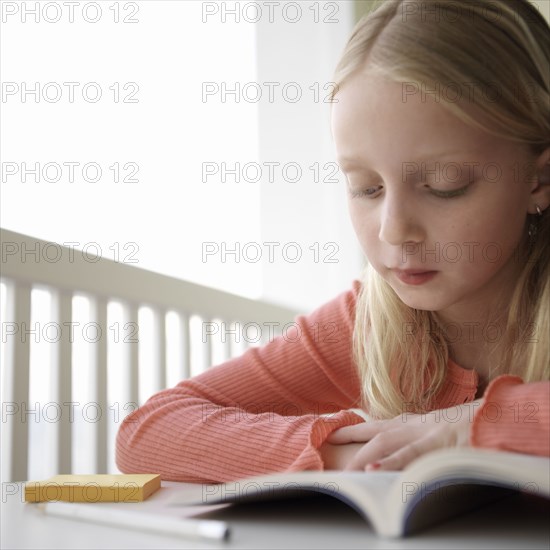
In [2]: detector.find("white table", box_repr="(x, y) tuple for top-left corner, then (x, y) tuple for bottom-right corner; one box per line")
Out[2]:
(2, 481), (548, 549)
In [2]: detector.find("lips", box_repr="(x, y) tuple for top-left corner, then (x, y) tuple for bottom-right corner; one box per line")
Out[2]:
(391, 268), (437, 275)
(390, 268), (438, 286)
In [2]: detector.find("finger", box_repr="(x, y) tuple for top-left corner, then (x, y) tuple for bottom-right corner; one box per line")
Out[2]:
(374, 434), (440, 471)
(343, 429), (406, 471)
(327, 420), (386, 444)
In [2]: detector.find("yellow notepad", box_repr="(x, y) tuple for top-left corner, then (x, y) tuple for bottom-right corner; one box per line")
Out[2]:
(25, 474), (161, 503)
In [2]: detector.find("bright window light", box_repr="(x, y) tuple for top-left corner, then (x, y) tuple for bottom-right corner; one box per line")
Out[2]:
(1, 1), (261, 299)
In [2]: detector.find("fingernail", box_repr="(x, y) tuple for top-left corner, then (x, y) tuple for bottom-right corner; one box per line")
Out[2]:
(365, 462), (381, 471)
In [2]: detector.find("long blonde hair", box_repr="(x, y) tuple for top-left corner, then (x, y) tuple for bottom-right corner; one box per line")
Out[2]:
(330, 0), (550, 418)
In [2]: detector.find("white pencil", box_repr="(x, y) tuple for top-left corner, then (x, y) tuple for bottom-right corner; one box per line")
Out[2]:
(35, 501), (230, 542)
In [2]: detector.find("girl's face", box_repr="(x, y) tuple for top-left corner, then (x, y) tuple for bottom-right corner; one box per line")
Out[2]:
(331, 70), (538, 317)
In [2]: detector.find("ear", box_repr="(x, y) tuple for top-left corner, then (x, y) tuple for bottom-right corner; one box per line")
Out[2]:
(529, 146), (550, 214)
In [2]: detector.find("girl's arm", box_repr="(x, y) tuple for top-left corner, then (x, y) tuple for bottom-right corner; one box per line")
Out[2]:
(324, 377), (549, 472)
(115, 281), (366, 482)
(470, 375), (550, 456)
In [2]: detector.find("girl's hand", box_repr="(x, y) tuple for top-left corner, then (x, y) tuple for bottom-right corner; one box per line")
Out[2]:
(325, 399), (484, 471)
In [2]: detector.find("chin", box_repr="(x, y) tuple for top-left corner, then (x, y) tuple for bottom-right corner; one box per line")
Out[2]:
(391, 287), (445, 312)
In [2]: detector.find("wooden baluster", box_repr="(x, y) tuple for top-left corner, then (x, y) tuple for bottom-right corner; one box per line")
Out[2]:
(122, 304), (139, 411)
(153, 309), (167, 391)
(202, 317), (212, 372)
(91, 297), (108, 473)
(2, 282), (31, 482)
(223, 320), (233, 362)
(50, 290), (73, 475)
(179, 312), (191, 380)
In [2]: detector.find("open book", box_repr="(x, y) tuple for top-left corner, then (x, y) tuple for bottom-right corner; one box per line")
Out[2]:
(170, 448), (549, 538)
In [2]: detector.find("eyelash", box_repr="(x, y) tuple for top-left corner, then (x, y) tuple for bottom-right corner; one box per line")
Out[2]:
(430, 186), (470, 199)
(350, 184), (470, 200)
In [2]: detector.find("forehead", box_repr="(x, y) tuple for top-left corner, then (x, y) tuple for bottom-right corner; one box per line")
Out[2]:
(330, 71), (499, 168)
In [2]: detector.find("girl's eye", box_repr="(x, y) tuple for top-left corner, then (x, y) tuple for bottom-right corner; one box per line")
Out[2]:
(348, 185), (382, 199)
(429, 185), (470, 199)
(349, 182), (473, 199)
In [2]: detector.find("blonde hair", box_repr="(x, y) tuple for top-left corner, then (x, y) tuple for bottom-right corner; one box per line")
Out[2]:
(330, 0), (550, 418)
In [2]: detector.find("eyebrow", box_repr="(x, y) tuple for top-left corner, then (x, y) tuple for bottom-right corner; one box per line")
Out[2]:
(337, 150), (478, 171)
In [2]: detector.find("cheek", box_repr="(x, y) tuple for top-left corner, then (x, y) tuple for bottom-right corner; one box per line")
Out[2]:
(348, 202), (374, 243)
(348, 203), (384, 265)
(481, 178), (530, 242)
(467, 200), (526, 253)
(444, 210), (525, 273)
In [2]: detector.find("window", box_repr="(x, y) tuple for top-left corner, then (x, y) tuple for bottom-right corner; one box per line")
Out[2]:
(1, 0), (362, 311)
(1, 0), (261, 298)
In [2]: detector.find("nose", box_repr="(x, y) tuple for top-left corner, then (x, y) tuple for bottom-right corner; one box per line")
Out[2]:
(378, 191), (424, 246)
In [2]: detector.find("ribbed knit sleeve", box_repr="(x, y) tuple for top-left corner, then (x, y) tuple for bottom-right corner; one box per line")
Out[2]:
(116, 281), (366, 482)
(116, 278), (549, 481)
(470, 375), (550, 456)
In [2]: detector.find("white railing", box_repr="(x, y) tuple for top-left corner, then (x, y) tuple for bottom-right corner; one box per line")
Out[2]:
(0, 228), (299, 482)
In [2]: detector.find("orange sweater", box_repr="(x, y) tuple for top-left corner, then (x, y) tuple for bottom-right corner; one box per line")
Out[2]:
(116, 280), (550, 482)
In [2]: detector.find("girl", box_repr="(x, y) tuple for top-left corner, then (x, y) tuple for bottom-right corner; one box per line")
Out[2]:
(116, 0), (549, 481)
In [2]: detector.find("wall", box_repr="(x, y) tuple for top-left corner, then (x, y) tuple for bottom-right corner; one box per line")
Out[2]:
(256, 1), (364, 312)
